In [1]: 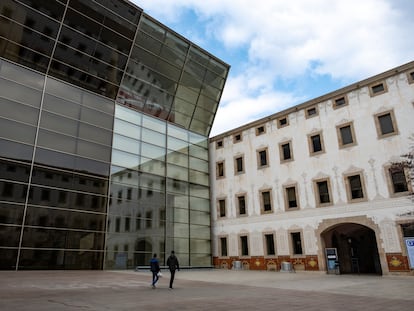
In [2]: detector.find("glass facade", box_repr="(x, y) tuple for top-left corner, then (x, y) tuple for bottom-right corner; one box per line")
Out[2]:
(0, 0), (229, 270)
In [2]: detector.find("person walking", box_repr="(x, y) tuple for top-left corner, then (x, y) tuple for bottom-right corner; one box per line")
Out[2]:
(166, 250), (180, 289)
(150, 253), (160, 289)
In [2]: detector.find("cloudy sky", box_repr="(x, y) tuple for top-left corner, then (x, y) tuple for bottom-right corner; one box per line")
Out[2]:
(131, 0), (414, 137)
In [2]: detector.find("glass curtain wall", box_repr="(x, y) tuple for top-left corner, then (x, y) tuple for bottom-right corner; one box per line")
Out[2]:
(107, 105), (211, 268)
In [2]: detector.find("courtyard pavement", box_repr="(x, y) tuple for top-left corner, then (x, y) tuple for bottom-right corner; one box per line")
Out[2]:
(0, 269), (413, 310)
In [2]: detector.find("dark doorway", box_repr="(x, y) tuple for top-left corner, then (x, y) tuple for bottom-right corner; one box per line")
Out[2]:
(134, 240), (152, 266)
(322, 223), (382, 275)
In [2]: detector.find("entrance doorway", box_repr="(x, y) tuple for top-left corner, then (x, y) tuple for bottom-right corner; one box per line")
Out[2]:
(322, 223), (382, 275)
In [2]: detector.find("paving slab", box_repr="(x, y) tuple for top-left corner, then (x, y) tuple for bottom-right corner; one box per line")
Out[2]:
(0, 270), (412, 311)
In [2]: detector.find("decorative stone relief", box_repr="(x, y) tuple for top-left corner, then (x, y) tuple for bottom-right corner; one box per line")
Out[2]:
(301, 172), (311, 208)
(368, 158), (383, 200)
(276, 229), (289, 255)
(274, 178), (281, 212)
(381, 221), (401, 253)
(332, 166), (343, 204)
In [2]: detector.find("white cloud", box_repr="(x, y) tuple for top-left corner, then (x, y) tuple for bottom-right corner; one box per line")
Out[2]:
(132, 0), (414, 135)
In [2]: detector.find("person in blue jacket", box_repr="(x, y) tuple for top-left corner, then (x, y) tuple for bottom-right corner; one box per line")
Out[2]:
(150, 253), (160, 288)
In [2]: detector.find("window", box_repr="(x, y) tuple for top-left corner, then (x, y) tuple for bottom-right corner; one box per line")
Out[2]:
(291, 232), (303, 255)
(256, 125), (266, 135)
(336, 122), (357, 148)
(369, 82), (387, 97)
(257, 148), (268, 167)
(284, 185), (299, 210)
(125, 217), (130, 232)
(344, 172), (367, 202)
(234, 155), (244, 174)
(407, 71), (414, 84)
(387, 166), (409, 196)
(218, 199), (226, 217)
(333, 95), (348, 109)
(237, 195), (247, 216)
(264, 233), (276, 256)
(115, 217), (121, 232)
(308, 132), (324, 155)
(279, 141), (293, 162)
(220, 237), (228, 257)
(146, 211), (152, 228)
(313, 178), (332, 207)
(306, 106), (318, 118)
(240, 235), (249, 256)
(136, 216), (141, 230)
(216, 140), (223, 148)
(260, 190), (272, 213)
(374, 110), (398, 138)
(233, 133), (242, 143)
(216, 161), (225, 178)
(277, 116), (289, 128)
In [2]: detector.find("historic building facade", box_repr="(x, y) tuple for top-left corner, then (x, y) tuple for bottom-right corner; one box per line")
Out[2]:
(0, 0), (229, 270)
(210, 62), (414, 275)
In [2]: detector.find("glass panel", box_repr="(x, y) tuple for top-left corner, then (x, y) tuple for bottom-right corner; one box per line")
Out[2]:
(189, 157), (208, 173)
(0, 202), (24, 225)
(141, 128), (166, 147)
(172, 208), (189, 223)
(0, 180), (27, 203)
(0, 60), (45, 89)
(0, 118), (36, 144)
(111, 150), (140, 169)
(18, 249), (104, 269)
(112, 134), (140, 153)
(189, 170), (209, 186)
(115, 105), (142, 125)
(167, 163), (188, 181)
(190, 224), (210, 239)
(189, 197), (210, 212)
(190, 239), (210, 253)
(167, 151), (188, 168)
(142, 115), (166, 133)
(113, 119), (141, 139)
(190, 210), (210, 226)
(379, 114), (394, 134)
(0, 78), (42, 108)
(189, 144), (208, 161)
(0, 225), (21, 247)
(0, 97), (40, 125)
(25, 206), (106, 231)
(0, 248), (18, 269)
(139, 157), (165, 176)
(82, 91), (115, 115)
(166, 179), (188, 195)
(168, 124), (188, 141)
(141, 142), (165, 159)
(190, 184), (209, 199)
(0, 159), (31, 183)
(168, 136), (188, 153)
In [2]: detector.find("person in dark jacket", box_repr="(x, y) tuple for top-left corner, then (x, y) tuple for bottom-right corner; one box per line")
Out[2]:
(150, 253), (160, 289)
(166, 250), (180, 289)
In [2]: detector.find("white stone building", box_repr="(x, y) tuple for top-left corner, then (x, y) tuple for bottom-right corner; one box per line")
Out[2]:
(209, 61), (414, 275)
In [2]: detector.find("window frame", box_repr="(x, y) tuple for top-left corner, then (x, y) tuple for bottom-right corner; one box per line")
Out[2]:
(385, 164), (411, 198)
(277, 116), (289, 129)
(289, 231), (304, 256)
(374, 110), (399, 139)
(239, 234), (250, 257)
(343, 171), (367, 203)
(256, 125), (266, 135)
(305, 106), (318, 119)
(307, 131), (325, 156)
(217, 198), (227, 218)
(236, 193), (247, 216)
(336, 121), (357, 148)
(312, 177), (333, 207)
(234, 154), (245, 175)
(333, 95), (348, 109)
(216, 140), (223, 149)
(369, 81), (388, 97)
(407, 71), (414, 84)
(263, 232), (276, 256)
(216, 161), (225, 179)
(279, 140), (294, 163)
(219, 235), (228, 257)
(260, 189), (273, 214)
(283, 183), (300, 211)
(233, 132), (242, 143)
(257, 147), (269, 168)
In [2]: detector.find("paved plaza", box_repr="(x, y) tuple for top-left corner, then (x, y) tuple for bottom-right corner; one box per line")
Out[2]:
(0, 269), (413, 310)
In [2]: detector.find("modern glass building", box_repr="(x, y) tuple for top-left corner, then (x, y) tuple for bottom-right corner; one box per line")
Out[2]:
(0, 0), (229, 270)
